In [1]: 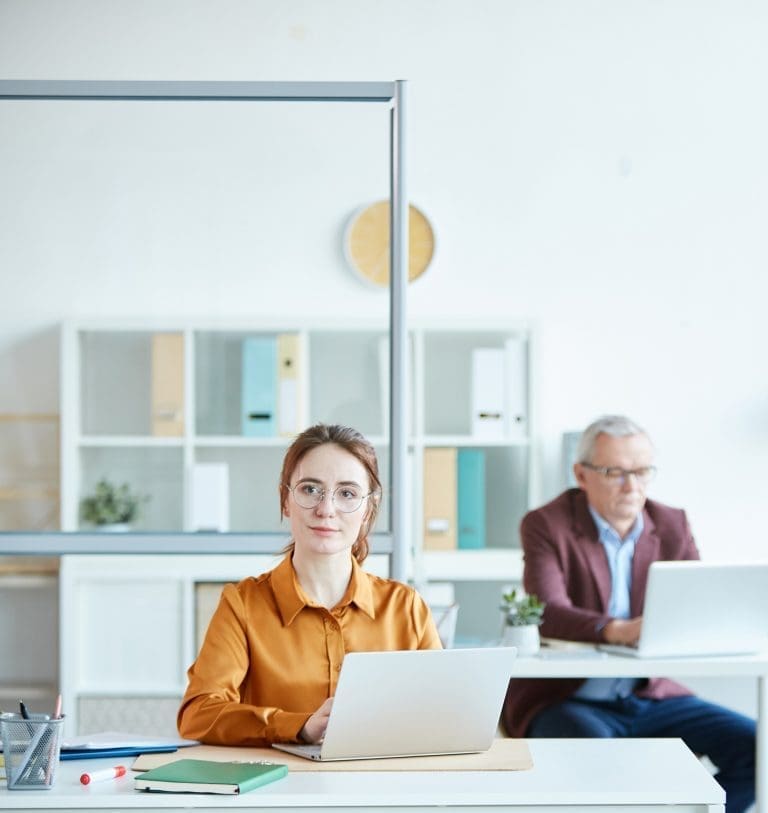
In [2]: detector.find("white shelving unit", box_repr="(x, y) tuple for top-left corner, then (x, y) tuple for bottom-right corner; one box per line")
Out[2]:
(60, 320), (393, 537)
(60, 318), (535, 649)
(61, 319), (534, 570)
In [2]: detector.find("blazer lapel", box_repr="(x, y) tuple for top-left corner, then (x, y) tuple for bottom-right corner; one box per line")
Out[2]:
(571, 493), (612, 612)
(630, 508), (661, 616)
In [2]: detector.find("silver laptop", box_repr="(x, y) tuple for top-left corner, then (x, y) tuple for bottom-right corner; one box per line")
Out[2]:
(599, 561), (768, 658)
(272, 647), (517, 761)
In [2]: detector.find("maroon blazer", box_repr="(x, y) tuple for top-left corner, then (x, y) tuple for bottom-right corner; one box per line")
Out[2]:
(501, 488), (700, 738)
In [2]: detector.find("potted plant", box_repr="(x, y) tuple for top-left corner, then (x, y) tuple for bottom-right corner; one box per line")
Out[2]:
(80, 478), (148, 531)
(500, 588), (545, 654)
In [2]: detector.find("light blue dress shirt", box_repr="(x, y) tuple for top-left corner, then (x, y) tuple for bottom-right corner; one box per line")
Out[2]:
(572, 508), (643, 701)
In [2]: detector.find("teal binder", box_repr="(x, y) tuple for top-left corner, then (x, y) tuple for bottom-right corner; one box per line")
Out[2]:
(241, 336), (277, 437)
(457, 448), (485, 549)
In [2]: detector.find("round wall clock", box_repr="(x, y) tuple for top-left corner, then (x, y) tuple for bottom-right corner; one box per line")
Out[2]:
(344, 201), (435, 287)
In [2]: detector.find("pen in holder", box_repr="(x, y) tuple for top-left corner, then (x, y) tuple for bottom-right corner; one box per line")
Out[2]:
(0, 713), (65, 790)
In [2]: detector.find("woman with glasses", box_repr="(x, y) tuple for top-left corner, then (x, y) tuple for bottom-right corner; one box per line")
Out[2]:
(177, 423), (441, 746)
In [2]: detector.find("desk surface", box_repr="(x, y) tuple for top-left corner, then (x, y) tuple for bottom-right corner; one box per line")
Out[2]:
(514, 646), (768, 677)
(0, 738), (724, 811)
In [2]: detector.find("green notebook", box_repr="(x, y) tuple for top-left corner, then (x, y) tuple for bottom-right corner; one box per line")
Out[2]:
(134, 758), (288, 795)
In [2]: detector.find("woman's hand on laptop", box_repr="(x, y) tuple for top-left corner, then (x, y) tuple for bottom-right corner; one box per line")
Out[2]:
(603, 617), (643, 647)
(299, 697), (334, 744)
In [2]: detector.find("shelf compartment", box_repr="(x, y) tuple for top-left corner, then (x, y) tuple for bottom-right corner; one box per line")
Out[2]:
(74, 578), (185, 692)
(422, 330), (528, 438)
(193, 446), (288, 533)
(195, 330), (304, 438)
(79, 446), (184, 531)
(308, 330), (395, 437)
(80, 331), (184, 437)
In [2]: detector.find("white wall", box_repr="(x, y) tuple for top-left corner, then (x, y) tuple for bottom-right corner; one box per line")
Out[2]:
(1, 0), (767, 558)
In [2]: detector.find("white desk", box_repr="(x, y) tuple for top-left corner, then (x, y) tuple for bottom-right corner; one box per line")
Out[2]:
(0, 739), (723, 812)
(512, 648), (768, 812)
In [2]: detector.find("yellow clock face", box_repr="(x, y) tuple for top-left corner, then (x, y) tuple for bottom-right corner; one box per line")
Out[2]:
(344, 201), (435, 287)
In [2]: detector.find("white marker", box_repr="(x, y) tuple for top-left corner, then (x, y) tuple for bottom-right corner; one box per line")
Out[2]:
(80, 765), (127, 785)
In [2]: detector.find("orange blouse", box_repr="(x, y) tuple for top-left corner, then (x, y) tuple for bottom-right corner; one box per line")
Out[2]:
(177, 554), (442, 745)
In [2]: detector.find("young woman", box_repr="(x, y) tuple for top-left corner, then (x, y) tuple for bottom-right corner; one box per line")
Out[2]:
(177, 423), (441, 746)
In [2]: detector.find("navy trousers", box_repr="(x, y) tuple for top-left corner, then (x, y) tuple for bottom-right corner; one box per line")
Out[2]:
(527, 694), (755, 813)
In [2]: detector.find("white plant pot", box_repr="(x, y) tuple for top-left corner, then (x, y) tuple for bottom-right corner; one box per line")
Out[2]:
(501, 624), (540, 655)
(96, 523), (131, 532)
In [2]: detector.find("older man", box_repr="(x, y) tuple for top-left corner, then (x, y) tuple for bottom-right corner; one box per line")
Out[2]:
(502, 415), (755, 813)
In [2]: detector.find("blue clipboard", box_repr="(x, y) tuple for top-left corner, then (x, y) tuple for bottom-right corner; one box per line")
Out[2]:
(60, 744), (178, 761)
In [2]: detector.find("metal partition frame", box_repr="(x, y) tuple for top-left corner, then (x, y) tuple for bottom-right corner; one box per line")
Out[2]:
(0, 79), (409, 581)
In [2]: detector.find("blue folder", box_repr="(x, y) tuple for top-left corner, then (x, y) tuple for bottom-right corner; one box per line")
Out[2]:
(59, 744), (178, 761)
(241, 336), (277, 437)
(457, 448), (486, 549)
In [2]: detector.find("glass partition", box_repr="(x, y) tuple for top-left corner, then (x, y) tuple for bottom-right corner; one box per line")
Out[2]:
(0, 81), (403, 562)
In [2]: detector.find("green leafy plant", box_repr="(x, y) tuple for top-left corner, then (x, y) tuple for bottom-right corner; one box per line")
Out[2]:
(80, 478), (148, 526)
(500, 589), (545, 627)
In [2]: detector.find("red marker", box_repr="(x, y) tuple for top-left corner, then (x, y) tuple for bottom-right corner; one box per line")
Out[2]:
(80, 765), (127, 785)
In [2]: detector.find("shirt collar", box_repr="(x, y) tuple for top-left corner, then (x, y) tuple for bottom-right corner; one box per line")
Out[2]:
(272, 554), (376, 626)
(588, 505), (644, 546)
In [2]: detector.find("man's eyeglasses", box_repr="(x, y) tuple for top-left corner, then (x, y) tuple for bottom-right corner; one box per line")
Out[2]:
(285, 482), (373, 513)
(580, 463), (657, 485)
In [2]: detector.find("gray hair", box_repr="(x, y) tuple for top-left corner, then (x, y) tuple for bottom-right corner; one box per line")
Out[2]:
(575, 415), (649, 464)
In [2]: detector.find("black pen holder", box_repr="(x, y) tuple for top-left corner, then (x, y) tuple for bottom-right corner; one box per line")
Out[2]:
(0, 713), (64, 790)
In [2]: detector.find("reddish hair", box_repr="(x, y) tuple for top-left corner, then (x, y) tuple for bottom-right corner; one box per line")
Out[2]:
(280, 424), (382, 563)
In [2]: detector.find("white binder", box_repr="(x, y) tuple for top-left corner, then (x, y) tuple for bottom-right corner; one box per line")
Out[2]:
(189, 463), (230, 532)
(470, 341), (528, 440)
(471, 348), (505, 439)
(504, 336), (528, 439)
(277, 333), (303, 437)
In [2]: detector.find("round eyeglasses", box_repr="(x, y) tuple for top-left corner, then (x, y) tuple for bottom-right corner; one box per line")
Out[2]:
(285, 482), (373, 513)
(580, 463), (657, 485)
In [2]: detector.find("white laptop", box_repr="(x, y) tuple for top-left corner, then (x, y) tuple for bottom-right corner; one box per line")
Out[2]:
(272, 647), (517, 761)
(599, 561), (768, 658)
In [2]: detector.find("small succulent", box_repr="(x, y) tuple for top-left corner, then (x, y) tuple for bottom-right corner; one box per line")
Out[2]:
(500, 588), (545, 627)
(80, 478), (148, 526)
